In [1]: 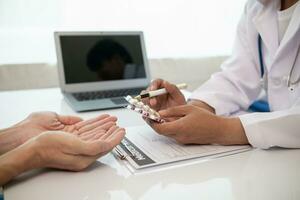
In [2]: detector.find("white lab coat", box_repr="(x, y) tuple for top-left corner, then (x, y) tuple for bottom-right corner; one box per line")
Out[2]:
(190, 0), (300, 149)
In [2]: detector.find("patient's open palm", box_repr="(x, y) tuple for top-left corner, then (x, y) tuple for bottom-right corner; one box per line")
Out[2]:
(16, 112), (117, 144)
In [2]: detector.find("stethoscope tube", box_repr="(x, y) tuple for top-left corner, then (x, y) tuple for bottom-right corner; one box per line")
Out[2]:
(258, 34), (264, 78)
(248, 35), (270, 112)
(258, 34), (300, 91)
(287, 45), (300, 91)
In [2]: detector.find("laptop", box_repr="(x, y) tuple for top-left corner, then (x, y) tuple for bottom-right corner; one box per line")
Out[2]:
(54, 31), (151, 112)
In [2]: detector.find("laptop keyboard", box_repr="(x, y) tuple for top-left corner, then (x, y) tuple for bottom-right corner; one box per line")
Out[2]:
(72, 87), (145, 101)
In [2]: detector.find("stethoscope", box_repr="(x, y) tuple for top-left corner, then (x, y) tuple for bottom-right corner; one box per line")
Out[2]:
(258, 34), (300, 91)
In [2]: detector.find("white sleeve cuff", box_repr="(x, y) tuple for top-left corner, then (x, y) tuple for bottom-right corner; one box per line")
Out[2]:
(239, 113), (268, 149)
(239, 107), (300, 149)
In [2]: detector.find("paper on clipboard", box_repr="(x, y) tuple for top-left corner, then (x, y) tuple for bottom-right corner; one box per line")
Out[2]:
(114, 125), (251, 170)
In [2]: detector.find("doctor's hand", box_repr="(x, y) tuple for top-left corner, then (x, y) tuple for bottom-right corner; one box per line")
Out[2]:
(1, 112), (118, 154)
(142, 79), (186, 111)
(147, 105), (249, 145)
(142, 79), (215, 115)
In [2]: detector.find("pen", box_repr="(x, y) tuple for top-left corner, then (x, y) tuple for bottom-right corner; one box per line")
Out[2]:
(121, 141), (136, 158)
(134, 83), (187, 100)
(114, 148), (126, 160)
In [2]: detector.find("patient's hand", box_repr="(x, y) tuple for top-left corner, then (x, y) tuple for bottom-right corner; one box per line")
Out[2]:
(15, 112), (82, 140)
(0, 128), (125, 186)
(4, 112), (118, 153)
(32, 128), (125, 171)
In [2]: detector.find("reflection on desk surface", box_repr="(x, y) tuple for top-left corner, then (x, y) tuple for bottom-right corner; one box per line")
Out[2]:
(4, 147), (300, 200)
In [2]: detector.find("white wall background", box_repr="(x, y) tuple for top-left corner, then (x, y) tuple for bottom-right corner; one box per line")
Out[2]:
(0, 0), (247, 64)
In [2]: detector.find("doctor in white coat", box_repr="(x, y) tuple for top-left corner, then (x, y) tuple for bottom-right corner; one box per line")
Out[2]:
(145, 0), (300, 149)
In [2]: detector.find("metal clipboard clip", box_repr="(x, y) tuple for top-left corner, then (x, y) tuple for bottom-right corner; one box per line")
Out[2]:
(113, 141), (136, 160)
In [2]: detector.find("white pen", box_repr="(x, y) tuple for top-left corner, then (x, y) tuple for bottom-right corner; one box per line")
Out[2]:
(134, 83), (187, 100)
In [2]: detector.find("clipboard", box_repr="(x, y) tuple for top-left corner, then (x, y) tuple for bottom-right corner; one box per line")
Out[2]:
(113, 125), (251, 170)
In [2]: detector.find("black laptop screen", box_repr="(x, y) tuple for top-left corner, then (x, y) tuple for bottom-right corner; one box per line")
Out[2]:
(59, 35), (146, 84)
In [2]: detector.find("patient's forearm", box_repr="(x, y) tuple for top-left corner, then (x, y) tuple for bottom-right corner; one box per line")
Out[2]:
(0, 126), (23, 155)
(0, 142), (37, 186)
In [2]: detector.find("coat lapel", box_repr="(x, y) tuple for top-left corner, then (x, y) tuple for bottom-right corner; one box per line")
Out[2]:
(252, 0), (280, 61)
(277, 3), (300, 54)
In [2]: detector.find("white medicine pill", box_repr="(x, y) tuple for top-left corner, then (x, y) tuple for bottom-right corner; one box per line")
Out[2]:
(136, 102), (143, 108)
(144, 105), (150, 111)
(125, 95), (132, 101)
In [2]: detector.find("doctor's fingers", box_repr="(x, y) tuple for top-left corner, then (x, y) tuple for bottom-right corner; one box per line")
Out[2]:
(75, 114), (110, 130)
(149, 120), (183, 136)
(77, 116), (117, 134)
(140, 90), (162, 110)
(149, 119), (202, 145)
(149, 78), (165, 91)
(148, 79), (166, 107)
(140, 89), (151, 106)
(141, 79), (164, 97)
(150, 94), (169, 110)
(159, 105), (193, 118)
(143, 79), (165, 108)
(163, 81), (185, 101)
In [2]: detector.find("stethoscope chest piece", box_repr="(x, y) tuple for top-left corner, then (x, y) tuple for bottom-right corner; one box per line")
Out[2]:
(289, 86), (295, 92)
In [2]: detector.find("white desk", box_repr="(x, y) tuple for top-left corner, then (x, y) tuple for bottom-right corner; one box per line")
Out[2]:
(1, 88), (300, 200)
